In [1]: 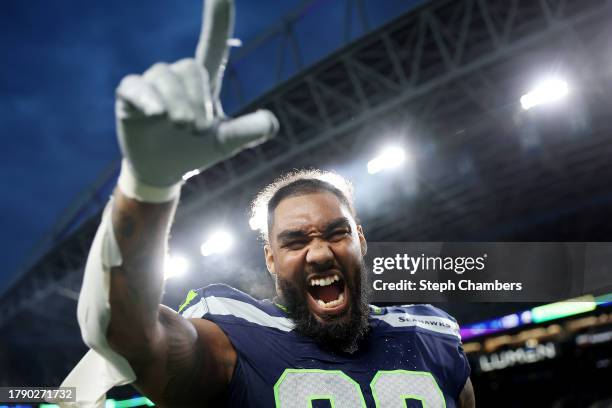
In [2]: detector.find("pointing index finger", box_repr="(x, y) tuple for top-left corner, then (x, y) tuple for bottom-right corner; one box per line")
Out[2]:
(195, 0), (234, 98)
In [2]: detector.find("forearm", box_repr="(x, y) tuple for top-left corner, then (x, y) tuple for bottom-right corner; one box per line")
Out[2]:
(107, 188), (178, 360)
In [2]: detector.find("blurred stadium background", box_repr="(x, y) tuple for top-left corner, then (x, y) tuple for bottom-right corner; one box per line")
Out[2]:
(1, 0), (612, 406)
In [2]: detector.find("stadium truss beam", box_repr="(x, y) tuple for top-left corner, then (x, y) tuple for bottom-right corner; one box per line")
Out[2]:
(0, 0), (611, 331)
(224, 0), (377, 108)
(178, 0), (611, 222)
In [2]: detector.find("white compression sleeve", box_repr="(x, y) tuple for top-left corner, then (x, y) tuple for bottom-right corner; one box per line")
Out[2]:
(57, 198), (136, 407)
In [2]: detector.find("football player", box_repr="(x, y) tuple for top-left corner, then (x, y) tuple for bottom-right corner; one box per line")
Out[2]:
(65, 1), (475, 406)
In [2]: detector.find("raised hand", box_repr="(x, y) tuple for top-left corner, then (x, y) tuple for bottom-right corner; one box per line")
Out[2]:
(115, 0), (278, 196)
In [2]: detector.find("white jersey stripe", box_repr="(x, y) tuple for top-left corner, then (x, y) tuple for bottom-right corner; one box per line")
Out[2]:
(181, 298), (208, 319)
(182, 295), (295, 332)
(182, 295), (460, 339)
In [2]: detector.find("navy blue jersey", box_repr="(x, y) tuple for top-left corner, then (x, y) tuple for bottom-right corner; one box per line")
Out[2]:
(179, 284), (470, 407)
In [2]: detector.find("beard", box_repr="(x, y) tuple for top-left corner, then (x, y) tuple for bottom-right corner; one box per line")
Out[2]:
(276, 259), (372, 354)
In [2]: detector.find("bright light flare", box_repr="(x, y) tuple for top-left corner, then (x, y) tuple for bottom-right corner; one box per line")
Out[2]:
(367, 146), (406, 174)
(249, 210), (267, 232)
(200, 230), (234, 256)
(164, 255), (189, 280)
(228, 38), (243, 47)
(182, 169), (200, 181)
(248, 216), (259, 231)
(520, 78), (569, 110)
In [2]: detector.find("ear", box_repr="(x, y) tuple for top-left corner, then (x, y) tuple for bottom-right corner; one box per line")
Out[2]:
(264, 244), (276, 275)
(357, 225), (367, 256)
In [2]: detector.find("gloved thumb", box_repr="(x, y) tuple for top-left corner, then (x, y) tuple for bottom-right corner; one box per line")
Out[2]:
(215, 110), (279, 154)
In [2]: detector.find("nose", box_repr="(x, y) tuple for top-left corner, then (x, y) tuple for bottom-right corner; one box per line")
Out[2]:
(305, 239), (335, 271)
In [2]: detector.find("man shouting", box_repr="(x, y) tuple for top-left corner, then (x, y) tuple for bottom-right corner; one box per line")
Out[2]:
(63, 0), (474, 407)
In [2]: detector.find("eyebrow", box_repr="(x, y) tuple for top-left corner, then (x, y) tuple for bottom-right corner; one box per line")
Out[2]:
(276, 217), (352, 243)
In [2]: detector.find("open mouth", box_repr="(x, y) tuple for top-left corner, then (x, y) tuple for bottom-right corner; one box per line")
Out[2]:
(306, 273), (348, 315)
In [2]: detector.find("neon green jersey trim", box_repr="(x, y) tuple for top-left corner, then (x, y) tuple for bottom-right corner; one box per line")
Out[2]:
(178, 289), (198, 313)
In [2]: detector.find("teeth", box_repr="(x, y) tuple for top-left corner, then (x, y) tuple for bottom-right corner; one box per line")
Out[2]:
(309, 275), (341, 287)
(315, 292), (346, 309)
(308, 275), (345, 308)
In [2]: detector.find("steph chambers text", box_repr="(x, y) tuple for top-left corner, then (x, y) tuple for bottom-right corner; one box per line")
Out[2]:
(372, 279), (523, 292)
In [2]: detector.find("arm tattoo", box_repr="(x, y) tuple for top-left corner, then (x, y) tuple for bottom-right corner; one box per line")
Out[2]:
(160, 312), (204, 403)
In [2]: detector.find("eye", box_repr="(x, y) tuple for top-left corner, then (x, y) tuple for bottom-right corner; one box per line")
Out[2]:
(328, 229), (350, 241)
(283, 240), (307, 250)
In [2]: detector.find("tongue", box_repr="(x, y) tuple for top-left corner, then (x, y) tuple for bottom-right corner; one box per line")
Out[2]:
(312, 282), (341, 303)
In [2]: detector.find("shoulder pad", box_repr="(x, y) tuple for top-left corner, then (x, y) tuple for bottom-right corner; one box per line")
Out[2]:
(178, 284), (294, 332)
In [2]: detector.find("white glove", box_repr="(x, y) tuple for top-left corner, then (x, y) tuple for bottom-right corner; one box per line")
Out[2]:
(116, 0), (278, 203)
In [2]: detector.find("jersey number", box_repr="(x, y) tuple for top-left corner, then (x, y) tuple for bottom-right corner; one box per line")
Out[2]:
(274, 369), (446, 408)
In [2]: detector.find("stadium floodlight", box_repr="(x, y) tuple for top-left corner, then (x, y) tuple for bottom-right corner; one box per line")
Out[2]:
(367, 146), (406, 174)
(164, 255), (189, 280)
(520, 78), (569, 110)
(200, 230), (234, 256)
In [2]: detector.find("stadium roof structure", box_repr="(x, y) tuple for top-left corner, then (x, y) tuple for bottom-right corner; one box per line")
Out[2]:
(1, 0), (612, 387)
